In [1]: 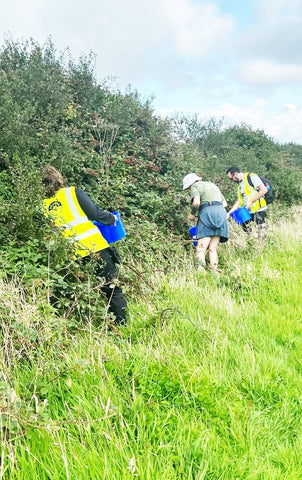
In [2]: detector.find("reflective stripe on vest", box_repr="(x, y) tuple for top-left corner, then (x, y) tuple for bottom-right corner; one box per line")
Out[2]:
(238, 173), (266, 213)
(43, 186), (109, 257)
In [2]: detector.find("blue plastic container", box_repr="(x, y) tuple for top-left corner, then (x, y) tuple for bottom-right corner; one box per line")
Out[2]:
(230, 207), (252, 225)
(94, 211), (126, 244)
(189, 226), (198, 247)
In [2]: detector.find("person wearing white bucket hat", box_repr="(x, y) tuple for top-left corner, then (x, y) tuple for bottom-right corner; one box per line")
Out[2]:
(182, 173), (203, 190)
(183, 173), (229, 275)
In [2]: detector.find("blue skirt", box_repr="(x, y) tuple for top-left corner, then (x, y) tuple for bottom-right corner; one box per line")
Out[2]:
(196, 205), (229, 243)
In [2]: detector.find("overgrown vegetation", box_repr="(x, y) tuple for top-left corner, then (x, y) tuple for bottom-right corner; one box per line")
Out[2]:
(1, 37), (302, 320)
(1, 208), (302, 479)
(0, 37), (302, 478)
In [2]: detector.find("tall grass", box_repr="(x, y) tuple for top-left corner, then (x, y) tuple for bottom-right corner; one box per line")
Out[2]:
(1, 207), (302, 479)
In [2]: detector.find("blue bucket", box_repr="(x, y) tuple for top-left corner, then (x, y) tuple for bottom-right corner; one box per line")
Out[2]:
(230, 207), (252, 225)
(94, 211), (126, 244)
(189, 226), (198, 247)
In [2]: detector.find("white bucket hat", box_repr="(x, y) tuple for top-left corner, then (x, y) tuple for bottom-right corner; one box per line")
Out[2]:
(182, 173), (202, 190)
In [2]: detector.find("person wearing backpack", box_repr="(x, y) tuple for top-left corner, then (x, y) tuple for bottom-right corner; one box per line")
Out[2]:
(226, 166), (268, 237)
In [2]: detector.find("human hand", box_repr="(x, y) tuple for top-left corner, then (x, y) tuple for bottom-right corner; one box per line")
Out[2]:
(245, 201), (252, 210)
(188, 214), (196, 221)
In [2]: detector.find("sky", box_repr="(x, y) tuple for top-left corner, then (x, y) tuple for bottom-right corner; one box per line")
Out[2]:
(1, 0), (302, 144)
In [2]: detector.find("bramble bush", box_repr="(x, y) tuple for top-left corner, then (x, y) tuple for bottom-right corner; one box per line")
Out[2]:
(0, 37), (302, 323)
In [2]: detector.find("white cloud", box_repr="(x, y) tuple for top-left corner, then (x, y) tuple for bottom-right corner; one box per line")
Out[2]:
(212, 101), (302, 144)
(1, 0), (302, 144)
(161, 0), (235, 59)
(240, 60), (302, 86)
(1, 0), (236, 86)
(239, 0), (302, 64)
(159, 100), (302, 144)
(255, 0), (302, 20)
(77, 0), (236, 84)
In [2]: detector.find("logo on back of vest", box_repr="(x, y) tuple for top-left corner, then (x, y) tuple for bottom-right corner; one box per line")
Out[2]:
(48, 200), (62, 213)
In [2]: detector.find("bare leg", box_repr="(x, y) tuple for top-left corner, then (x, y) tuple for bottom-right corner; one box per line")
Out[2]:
(208, 236), (220, 271)
(196, 237), (211, 266)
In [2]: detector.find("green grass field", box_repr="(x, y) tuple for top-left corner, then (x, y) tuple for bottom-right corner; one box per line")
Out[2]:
(1, 207), (302, 479)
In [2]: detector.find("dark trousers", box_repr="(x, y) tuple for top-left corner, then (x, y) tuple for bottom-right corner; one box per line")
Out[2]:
(242, 210), (267, 232)
(82, 247), (127, 325)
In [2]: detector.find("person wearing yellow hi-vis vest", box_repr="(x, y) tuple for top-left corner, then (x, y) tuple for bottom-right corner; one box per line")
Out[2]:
(42, 165), (127, 325)
(226, 166), (268, 236)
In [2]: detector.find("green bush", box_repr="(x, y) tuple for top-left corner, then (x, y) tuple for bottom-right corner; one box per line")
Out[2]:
(0, 36), (302, 325)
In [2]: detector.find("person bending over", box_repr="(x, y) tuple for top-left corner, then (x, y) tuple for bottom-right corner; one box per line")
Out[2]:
(42, 165), (127, 325)
(183, 173), (229, 274)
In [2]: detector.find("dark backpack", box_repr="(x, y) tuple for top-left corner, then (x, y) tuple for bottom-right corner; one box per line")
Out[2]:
(247, 173), (274, 205)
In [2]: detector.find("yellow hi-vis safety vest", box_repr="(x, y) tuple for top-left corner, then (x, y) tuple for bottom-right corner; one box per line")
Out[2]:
(238, 173), (266, 213)
(43, 186), (109, 257)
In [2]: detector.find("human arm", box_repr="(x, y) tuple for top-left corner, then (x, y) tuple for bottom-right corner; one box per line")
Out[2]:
(227, 199), (240, 219)
(245, 180), (268, 209)
(188, 194), (200, 221)
(75, 188), (116, 225)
